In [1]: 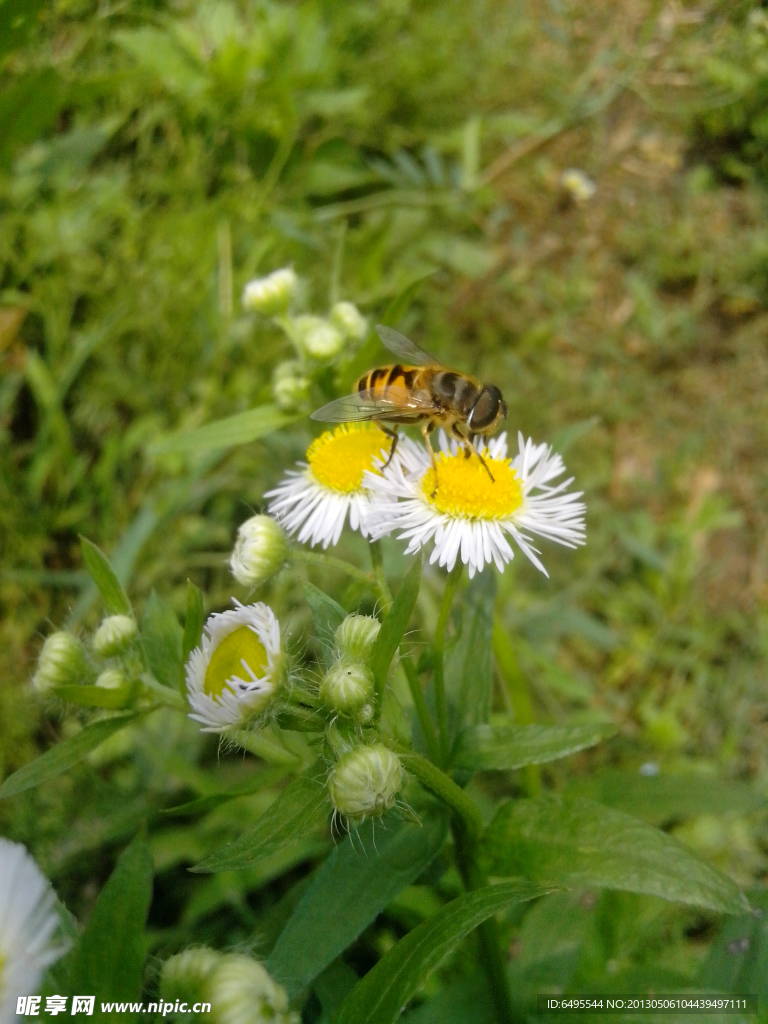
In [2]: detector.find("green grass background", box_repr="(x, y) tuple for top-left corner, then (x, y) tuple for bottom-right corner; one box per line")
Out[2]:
(2, 0), (768, 1008)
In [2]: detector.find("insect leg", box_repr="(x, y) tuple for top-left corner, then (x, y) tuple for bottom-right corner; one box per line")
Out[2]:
(452, 425), (495, 483)
(380, 426), (400, 469)
(422, 422), (439, 498)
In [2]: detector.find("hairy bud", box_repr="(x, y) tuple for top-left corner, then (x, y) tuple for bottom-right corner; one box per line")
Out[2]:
(208, 954), (299, 1024)
(242, 267), (297, 316)
(330, 301), (368, 341)
(92, 614), (137, 658)
(320, 659), (374, 719)
(272, 360), (310, 411)
(160, 947), (222, 1003)
(335, 614), (380, 662)
(293, 315), (344, 360)
(328, 743), (403, 821)
(230, 515), (288, 588)
(94, 668), (128, 690)
(33, 632), (87, 693)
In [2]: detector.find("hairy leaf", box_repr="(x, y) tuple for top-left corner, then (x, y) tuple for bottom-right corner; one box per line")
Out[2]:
(452, 722), (616, 772)
(141, 591), (183, 689)
(336, 880), (550, 1024)
(480, 795), (748, 915)
(303, 581), (347, 665)
(79, 536), (132, 616)
(269, 811), (447, 996)
(0, 712), (145, 800)
(192, 762), (330, 873)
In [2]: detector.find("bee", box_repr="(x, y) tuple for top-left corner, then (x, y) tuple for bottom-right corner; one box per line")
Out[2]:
(311, 325), (507, 489)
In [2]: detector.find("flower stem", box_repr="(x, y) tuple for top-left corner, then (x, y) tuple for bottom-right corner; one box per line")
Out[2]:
(492, 617), (541, 796)
(433, 560), (463, 765)
(400, 657), (440, 765)
(369, 539), (393, 608)
(291, 547), (382, 596)
(407, 754), (482, 838)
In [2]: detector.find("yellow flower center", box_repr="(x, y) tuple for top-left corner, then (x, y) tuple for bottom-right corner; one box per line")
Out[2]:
(204, 625), (269, 698)
(422, 451), (523, 519)
(307, 424), (386, 494)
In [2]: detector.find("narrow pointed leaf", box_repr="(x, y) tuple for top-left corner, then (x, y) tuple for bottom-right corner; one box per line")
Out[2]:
(0, 712), (145, 800)
(446, 570), (495, 736)
(55, 683), (137, 710)
(149, 404), (296, 455)
(79, 535), (131, 615)
(141, 591), (183, 689)
(336, 880), (550, 1024)
(192, 761), (330, 873)
(47, 837), (153, 1018)
(303, 581), (347, 665)
(371, 555), (422, 701)
(452, 722), (617, 772)
(269, 812), (448, 997)
(480, 795), (749, 915)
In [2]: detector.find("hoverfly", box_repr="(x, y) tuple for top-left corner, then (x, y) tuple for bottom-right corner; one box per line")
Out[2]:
(310, 325), (507, 488)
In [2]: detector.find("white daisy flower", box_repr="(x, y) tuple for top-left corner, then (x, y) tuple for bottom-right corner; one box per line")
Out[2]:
(365, 431), (585, 578)
(185, 600), (285, 734)
(0, 839), (68, 1019)
(265, 424), (391, 549)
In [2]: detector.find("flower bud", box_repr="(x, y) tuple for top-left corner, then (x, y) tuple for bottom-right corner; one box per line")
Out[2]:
(161, 947), (222, 1003)
(293, 315), (344, 360)
(95, 668), (128, 690)
(230, 515), (288, 588)
(92, 614), (137, 658)
(335, 614), (380, 662)
(561, 168), (596, 202)
(328, 743), (403, 821)
(320, 659), (374, 718)
(208, 954), (298, 1024)
(330, 301), (368, 341)
(242, 267), (297, 316)
(272, 360), (311, 412)
(33, 632), (87, 693)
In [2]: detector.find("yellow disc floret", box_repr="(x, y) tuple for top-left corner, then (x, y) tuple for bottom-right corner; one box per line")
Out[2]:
(422, 451), (523, 519)
(307, 424), (386, 493)
(204, 625), (269, 698)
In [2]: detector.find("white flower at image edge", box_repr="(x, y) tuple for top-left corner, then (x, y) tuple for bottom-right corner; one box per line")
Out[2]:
(0, 839), (68, 1020)
(266, 424), (391, 549)
(364, 431), (585, 578)
(185, 601), (283, 733)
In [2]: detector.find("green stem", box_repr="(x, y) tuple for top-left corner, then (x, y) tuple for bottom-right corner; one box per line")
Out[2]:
(141, 674), (187, 711)
(291, 547), (382, 596)
(433, 560), (463, 765)
(401, 657), (440, 764)
(407, 754), (482, 839)
(453, 823), (516, 1024)
(369, 539), (392, 608)
(492, 617), (540, 796)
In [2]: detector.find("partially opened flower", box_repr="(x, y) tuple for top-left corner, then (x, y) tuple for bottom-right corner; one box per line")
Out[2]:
(365, 431), (585, 578)
(0, 839), (68, 1019)
(185, 600), (285, 733)
(266, 424), (390, 549)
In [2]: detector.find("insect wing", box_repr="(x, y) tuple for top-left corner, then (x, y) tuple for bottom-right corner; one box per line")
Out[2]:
(375, 325), (437, 367)
(311, 386), (434, 423)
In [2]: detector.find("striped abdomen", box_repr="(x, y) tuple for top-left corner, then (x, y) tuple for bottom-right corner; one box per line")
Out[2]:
(355, 363), (422, 397)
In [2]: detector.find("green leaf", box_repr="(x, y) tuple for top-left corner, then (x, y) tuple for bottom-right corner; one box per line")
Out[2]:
(49, 837), (153, 1019)
(0, 68), (62, 167)
(452, 722), (617, 772)
(149, 404), (296, 455)
(303, 581), (347, 665)
(141, 591), (183, 689)
(371, 555), (422, 702)
(79, 535), (132, 616)
(446, 570), (495, 736)
(55, 683), (137, 710)
(192, 761), (330, 873)
(696, 887), (768, 996)
(480, 795), (749, 915)
(0, 0), (46, 58)
(336, 880), (550, 1024)
(182, 579), (205, 691)
(269, 811), (448, 997)
(402, 977), (491, 1024)
(160, 767), (288, 816)
(0, 712), (145, 800)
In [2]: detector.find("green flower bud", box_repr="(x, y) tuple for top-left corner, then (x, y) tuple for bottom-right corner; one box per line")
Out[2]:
(320, 659), (374, 718)
(230, 515), (288, 588)
(272, 360), (310, 412)
(92, 614), (137, 658)
(293, 315), (344, 360)
(330, 301), (368, 341)
(95, 667), (128, 690)
(334, 614), (380, 662)
(242, 268), (297, 316)
(209, 954), (298, 1024)
(161, 947), (222, 1003)
(328, 743), (403, 822)
(33, 632), (86, 692)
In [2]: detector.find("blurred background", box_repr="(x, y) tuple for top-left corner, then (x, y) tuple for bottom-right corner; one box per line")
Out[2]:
(1, 0), (768, 1007)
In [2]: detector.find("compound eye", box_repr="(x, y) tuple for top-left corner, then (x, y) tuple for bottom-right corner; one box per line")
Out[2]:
(469, 389), (498, 431)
